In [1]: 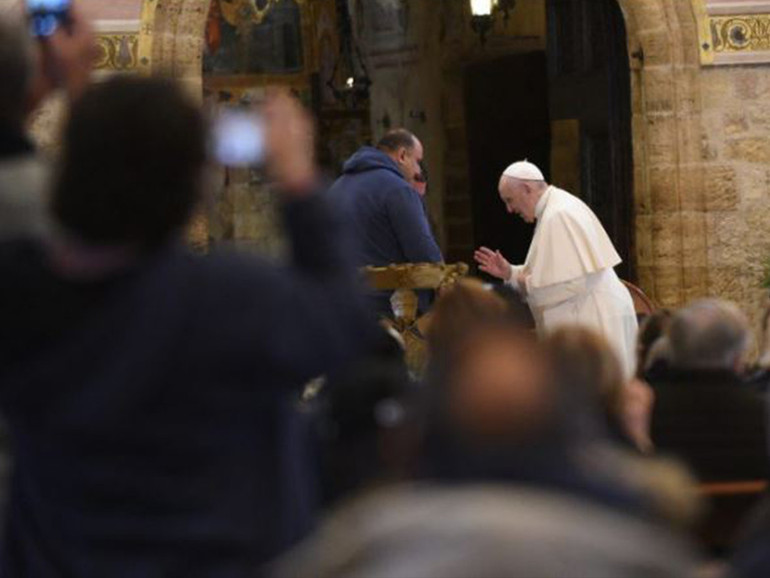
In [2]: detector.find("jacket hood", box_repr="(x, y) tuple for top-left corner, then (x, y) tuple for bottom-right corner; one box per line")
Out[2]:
(342, 147), (405, 180)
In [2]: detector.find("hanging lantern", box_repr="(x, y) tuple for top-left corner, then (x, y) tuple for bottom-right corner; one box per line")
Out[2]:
(327, 0), (372, 109)
(469, 0), (517, 45)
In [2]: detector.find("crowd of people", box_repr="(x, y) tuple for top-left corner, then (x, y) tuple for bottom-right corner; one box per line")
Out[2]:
(1, 7), (770, 578)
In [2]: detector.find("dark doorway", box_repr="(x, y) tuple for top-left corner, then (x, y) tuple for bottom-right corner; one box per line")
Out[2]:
(465, 52), (551, 271)
(548, 0), (634, 280)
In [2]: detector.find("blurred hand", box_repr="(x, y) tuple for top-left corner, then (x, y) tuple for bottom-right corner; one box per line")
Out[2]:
(262, 90), (316, 196)
(32, 6), (96, 105)
(474, 247), (512, 281)
(622, 378), (655, 454)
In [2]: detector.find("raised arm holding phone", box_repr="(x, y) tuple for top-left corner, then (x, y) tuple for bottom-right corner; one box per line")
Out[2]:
(0, 1), (94, 242)
(0, 68), (375, 575)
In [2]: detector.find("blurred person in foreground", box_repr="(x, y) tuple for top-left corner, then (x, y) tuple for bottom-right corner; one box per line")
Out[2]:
(273, 319), (701, 578)
(272, 485), (700, 578)
(424, 278), (517, 356)
(637, 308), (673, 379)
(318, 335), (422, 507)
(731, 496), (770, 578)
(545, 326), (655, 454)
(0, 5), (95, 536)
(649, 299), (767, 482)
(0, 77), (374, 577)
(422, 310), (698, 527)
(742, 303), (770, 391)
(0, 7), (94, 242)
(423, 278), (534, 373)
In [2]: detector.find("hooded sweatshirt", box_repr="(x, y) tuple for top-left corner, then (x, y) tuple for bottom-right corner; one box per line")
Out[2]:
(327, 147), (442, 313)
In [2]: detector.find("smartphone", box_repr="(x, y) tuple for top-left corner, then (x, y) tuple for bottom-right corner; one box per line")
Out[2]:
(27, 0), (72, 37)
(212, 109), (265, 167)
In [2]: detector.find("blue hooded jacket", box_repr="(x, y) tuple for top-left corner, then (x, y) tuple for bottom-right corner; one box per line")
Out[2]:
(328, 147), (442, 268)
(327, 147), (442, 313)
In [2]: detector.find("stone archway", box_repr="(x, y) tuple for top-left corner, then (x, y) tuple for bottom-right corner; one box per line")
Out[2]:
(434, 0), (706, 308)
(138, 0), (710, 308)
(616, 0), (707, 307)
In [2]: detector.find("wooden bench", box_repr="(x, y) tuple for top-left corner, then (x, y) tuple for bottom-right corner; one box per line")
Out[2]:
(696, 479), (768, 553)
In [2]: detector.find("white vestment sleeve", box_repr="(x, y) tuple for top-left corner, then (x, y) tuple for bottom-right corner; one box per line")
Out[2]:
(527, 275), (588, 309)
(505, 264), (527, 290)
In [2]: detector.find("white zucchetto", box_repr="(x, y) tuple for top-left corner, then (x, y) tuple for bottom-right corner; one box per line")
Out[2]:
(502, 160), (545, 182)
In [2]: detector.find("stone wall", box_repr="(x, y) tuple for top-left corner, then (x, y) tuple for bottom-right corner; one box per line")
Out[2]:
(620, 0), (770, 335)
(700, 66), (770, 332)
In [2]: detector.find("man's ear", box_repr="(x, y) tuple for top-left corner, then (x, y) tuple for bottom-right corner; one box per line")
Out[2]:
(397, 147), (409, 164)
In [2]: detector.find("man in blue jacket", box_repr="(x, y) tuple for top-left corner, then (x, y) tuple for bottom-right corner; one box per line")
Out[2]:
(328, 129), (443, 314)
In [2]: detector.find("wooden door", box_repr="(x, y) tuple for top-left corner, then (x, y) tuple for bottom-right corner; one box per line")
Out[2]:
(465, 52), (551, 270)
(548, 0), (634, 280)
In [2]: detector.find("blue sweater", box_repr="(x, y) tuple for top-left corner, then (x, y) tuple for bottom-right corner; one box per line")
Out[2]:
(327, 147), (443, 313)
(0, 196), (375, 577)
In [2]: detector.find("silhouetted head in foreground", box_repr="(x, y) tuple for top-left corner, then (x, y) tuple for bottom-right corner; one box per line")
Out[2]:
(53, 76), (207, 251)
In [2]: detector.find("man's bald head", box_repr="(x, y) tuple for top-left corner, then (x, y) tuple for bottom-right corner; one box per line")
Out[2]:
(378, 128), (424, 187)
(668, 299), (751, 372)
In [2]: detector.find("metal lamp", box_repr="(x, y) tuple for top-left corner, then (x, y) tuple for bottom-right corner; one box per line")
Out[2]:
(469, 0), (517, 45)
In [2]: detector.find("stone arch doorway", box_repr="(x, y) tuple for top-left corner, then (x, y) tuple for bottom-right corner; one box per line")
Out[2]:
(137, 0), (707, 308)
(464, 0), (635, 281)
(447, 0), (705, 307)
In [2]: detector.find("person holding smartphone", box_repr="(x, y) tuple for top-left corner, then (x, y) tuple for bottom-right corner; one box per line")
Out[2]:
(0, 76), (377, 576)
(0, 2), (95, 243)
(0, 0), (95, 546)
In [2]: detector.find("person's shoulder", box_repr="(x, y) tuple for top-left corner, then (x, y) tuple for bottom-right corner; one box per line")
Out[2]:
(180, 249), (273, 287)
(331, 162), (406, 197)
(550, 187), (588, 212)
(365, 164), (408, 189)
(546, 188), (597, 226)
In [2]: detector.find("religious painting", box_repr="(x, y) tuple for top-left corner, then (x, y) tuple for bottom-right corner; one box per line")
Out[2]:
(204, 0), (305, 76)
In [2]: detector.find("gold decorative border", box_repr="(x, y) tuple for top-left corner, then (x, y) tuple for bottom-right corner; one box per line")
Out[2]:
(137, 0), (157, 75)
(94, 34), (140, 71)
(695, 0), (770, 65)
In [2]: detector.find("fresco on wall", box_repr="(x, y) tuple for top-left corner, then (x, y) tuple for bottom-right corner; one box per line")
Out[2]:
(204, 0), (304, 75)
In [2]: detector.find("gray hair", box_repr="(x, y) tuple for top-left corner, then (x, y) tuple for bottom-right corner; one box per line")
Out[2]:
(668, 299), (751, 371)
(0, 15), (35, 127)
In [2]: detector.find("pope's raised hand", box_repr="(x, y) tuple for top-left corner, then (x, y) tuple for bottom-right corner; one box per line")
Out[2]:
(474, 247), (512, 281)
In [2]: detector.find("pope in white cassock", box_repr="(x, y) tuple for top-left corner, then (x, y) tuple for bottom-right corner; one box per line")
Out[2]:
(474, 161), (639, 379)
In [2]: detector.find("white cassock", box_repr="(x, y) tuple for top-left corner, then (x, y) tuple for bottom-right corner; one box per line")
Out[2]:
(507, 185), (638, 378)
